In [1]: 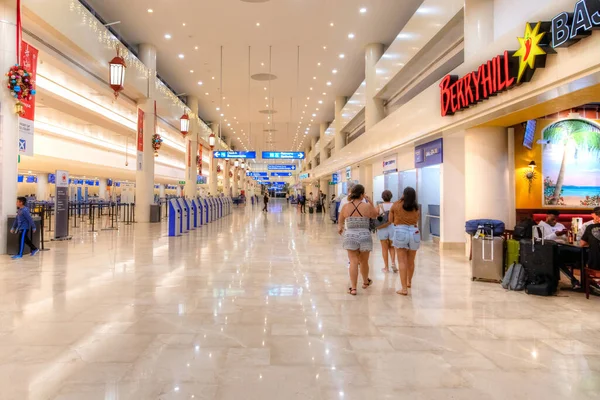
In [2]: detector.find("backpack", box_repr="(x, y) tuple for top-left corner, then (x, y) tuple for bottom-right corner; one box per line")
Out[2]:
(502, 262), (528, 291)
(513, 218), (536, 240)
(370, 204), (390, 231)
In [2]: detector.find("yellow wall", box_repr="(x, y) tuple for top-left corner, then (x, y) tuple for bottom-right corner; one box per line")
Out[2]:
(514, 120), (548, 209)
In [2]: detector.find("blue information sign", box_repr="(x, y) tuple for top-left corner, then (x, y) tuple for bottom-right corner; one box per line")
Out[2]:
(213, 151), (256, 159)
(246, 172), (268, 177)
(262, 151), (305, 159)
(268, 181), (286, 185)
(268, 165), (297, 171)
(270, 172), (292, 177)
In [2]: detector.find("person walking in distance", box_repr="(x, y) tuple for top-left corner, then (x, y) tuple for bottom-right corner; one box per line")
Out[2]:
(262, 192), (269, 212)
(338, 184), (379, 295)
(389, 187), (420, 295)
(299, 193), (306, 214)
(10, 196), (39, 259)
(376, 190), (397, 273)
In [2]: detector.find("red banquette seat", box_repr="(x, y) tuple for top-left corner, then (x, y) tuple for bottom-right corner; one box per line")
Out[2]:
(532, 213), (593, 231)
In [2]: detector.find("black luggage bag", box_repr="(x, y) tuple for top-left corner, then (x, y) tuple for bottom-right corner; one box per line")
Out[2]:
(316, 204), (323, 213)
(519, 237), (559, 295)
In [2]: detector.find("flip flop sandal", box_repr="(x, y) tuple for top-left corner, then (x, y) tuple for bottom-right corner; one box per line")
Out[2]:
(348, 288), (357, 296)
(362, 279), (373, 289)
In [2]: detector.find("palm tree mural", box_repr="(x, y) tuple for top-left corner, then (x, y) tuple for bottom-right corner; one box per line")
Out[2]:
(543, 119), (600, 205)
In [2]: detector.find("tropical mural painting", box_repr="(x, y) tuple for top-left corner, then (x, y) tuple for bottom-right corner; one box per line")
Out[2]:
(542, 118), (600, 207)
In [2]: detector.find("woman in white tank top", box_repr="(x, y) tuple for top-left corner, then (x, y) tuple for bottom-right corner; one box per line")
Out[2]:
(375, 190), (397, 273)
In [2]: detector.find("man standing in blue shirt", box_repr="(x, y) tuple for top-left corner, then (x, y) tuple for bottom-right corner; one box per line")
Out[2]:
(10, 197), (39, 259)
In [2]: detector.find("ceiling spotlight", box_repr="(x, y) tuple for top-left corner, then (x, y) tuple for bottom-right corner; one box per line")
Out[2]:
(323, 46), (327, 50)
(212, 76), (215, 80)
(216, 107), (220, 111)
(164, 34), (172, 39)
(332, 69), (338, 74)
(190, 70), (194, 73)
(198, 81), (203, 85)
(348, 33), (355, 39)
(256, 22), (261, 27)
(318, 100), (323, 104)
(329, 22), (334, 27)
(312, 113), (316, 117)
(194, 46), (199, 50)
(178, 54), (184, 59)
(205, 92), (209, 95)
(326, 81), (332, 86)
(339, 54), (345, 59)
(261, 62), (265, 66)
(182, 22), (186, 26)
(309, 87), (313, 91)
(360, 7), (367, 14)
(322, 92), (327, 95)
(313, 76), (317, 80)
(317, 62), (321, 66)
(147, 8), (153, 13)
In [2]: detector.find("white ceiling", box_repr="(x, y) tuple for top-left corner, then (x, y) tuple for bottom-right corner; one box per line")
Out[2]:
(84, 0), (422, 155)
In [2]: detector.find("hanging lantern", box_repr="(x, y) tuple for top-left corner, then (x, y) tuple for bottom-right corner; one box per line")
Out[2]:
(241, 161), (246, 169)
(234, 160), (239, 168)
(209, 132), (216, 149)
(180, 113), (190, 136)
(108, 54), (126, 99)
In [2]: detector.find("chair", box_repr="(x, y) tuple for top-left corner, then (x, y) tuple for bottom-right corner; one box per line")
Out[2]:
(584, 267), (600, 299)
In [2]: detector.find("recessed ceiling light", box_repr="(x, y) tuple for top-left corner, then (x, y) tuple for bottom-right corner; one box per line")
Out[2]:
(338, 54), (345, 59)
(348, 33), (355, 39)
(313, 76), (317, 80)
(312, 113), (316, 117)
(317, 62), (321, 66)
(216, 107), (220, 111)
(212, 76), (215, 80)
(147, 9), (153, 13)
(227, 104), (230, 107)
(309, 87), (313, 91)
(360, 7), (367, 14)
(329, 22), (334, 27)
(205, 92), (209, 95)
(326, 81), (332, 86)
(178, 54), (184, 59)
(194, 46), (199, 50)
(322, 92), (327, 95)
(256, 22), (261, 27)
(164, 34), (172, 39)
(332, 69), (338, 74)
(182, 23), (186, 26)
(307, 97), (310, 100)
(198, 81), (203, 85)
(220, 113), (224, 116)
(323, 46), (327, 50)
(318, 100), (323, 104)
(190, 70), (194, 73)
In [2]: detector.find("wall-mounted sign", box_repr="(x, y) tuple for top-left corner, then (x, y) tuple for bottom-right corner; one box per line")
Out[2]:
(345, 167), (352, 180)
(331, 173), (340, 185)
(299, 173), (310, 180)
(441, 1), (600, 117)
(415, 139), (443, 168)
(18, 41), (38, 157)
(213, 151), (256, 159)
(262, 151), (305, 159)
(55, 170), (69, 240)
(268, 165), (297, 171)
(137, 109), (144, 171)
(246, 172), (268, 177)
(383, 155), (398, 175)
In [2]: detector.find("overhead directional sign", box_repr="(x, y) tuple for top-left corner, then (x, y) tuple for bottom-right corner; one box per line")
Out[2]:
(268, 165), (296, 171)
(213, 151), (256, 159)
(299, 173), (310, 180)
(268, 181), (286, 186)
(270, 172), (292, 177)
(262, 151), (305, 159)
(246, 172), (268, 177)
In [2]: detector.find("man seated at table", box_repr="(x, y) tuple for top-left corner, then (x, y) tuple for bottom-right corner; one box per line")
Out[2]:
(535, 210), (568, 243)
(580, 207), (600, 270)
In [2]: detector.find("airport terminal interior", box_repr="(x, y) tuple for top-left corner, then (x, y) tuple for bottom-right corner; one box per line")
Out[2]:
(0, 0), (599, 399)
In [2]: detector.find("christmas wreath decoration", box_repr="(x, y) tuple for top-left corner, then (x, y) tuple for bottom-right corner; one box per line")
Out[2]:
(217, 165), (222, 173)
(229, 171), (233, 178)
(152, 133), (163, 157)
(6, 64), (36, 115)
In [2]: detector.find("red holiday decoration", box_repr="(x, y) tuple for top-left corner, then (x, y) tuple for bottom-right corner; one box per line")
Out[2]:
(109, 53), (126, 99)
(5, 64), (36, 115)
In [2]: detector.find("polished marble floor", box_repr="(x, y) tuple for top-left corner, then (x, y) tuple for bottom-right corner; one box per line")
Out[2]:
(0, 200), (599, 399)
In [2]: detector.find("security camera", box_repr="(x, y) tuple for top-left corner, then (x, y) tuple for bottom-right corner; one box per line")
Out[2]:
(536, 139), (551, 145)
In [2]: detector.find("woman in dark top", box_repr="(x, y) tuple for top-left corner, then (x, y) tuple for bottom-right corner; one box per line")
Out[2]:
(263, 193), (269, 212)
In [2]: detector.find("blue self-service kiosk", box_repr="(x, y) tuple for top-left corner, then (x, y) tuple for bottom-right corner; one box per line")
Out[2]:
(206, 197), (213, 222)
(185, 199), (195, 230)
(217, 197), (223, 218)
(177, 198), (189, 233)
(191, 199), (201, 227)
(210, 197), (217, 220)
(168, 199), (182, 236)
(226, 197), (231, 215)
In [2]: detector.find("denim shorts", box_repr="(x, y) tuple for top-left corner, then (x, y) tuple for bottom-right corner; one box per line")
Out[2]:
(392, 225), (421, 250)
(376, 225), (393, 241)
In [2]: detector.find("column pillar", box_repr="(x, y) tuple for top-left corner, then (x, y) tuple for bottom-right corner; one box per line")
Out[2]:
(465, 127), (509, 223)
(184, 96), (199, 199)
(440, 131), (466, 250)
(98, 179), (107, 200)
(136, 44), (157, 222)
(232, 167), (239, 197)
(310, 136), (317, 166)
(0, 0), (19, 254)
(223, 160), (230, 195)
(320, 123), (329, 163)
(365, 43), (385, 130)
(359, 164), (373, 201)
(36, 174), (48, 201)
(305, 145), (311, 169)
(209, 123), (219, 196)
(464, 0), (494, 61)
(334, 96), (346, 154)
(159, 184), (165, 200)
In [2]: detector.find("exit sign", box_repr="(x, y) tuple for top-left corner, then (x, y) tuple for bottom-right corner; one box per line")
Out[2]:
(178, 181), (186, 185)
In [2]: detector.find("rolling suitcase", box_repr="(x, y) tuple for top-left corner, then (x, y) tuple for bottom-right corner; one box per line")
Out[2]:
(505, 239), (520, 270)
(309, 206), (314, 214)
(519, 236), (558, 293)
(316, 204), (323, 213)
(471, 236), (504, 282)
